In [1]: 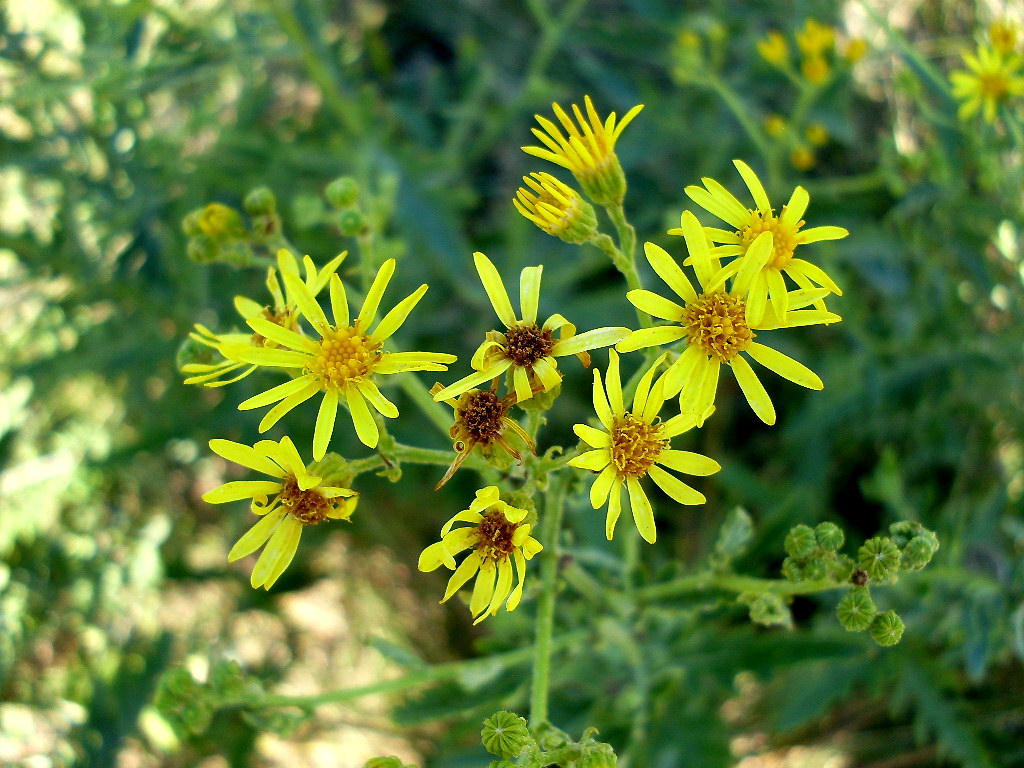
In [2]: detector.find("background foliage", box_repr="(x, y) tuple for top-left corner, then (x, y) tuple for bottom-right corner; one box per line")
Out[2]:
(1, 0), (1023, 766)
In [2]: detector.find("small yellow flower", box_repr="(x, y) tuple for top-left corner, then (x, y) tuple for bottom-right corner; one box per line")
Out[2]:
(950, 45), (1024, 123)
(682, 159), (847, 325)
(433, 252), (629, 404)
(801, 55), (830, 84)
(182, 249), (345, 387)
(219, 258), (456, 456)
(418, 487), (543, 624)
(203, 436), (357, 590)
(791, 146), (816, 170)
(197, 202), (246, 240)
(617, 212), (840, 426)
(757, 30), (790, 66)
(568, 351), (720, 544)
(844, 37), (869, 63)
(764, 114), (787, 138)
(514, 172), (598, 243)
(795, 19), (836, 57)
(990, 20), (1018, 55)
(804, 123), (829, 146)
(522, 95), (644, 206)
(431, 383), (535, 489)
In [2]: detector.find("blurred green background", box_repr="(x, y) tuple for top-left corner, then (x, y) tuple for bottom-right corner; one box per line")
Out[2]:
(2, 0), (1023, 766)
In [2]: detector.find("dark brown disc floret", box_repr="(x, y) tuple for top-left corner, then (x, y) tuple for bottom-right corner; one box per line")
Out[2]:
(504, 323), (555, 367)
(279, 475), (331, 525)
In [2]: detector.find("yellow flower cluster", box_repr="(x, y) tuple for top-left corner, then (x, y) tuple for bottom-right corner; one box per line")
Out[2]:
(950, 22), (1024, 123)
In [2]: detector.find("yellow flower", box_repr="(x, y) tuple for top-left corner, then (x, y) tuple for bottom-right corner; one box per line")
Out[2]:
(431, 383), (535, 490)
(617, 212), (840, 426)
(182, 249), (345, 387)
(418, 487), (543, 624)
(522, 95), (644, 206)
(795, 19), (835, 57)
(990, 20), (1018, 55)
(844, 37), (868, 63)
(804, 123), (829, 146)
(197, 202), (246, 240)
(950, 45), (1024, 123)
(433, 252), (629, 404)
(513, 172), (598, 243)
(801, 55), (830, 84)
(568, 351), (720, 544)
(757, 30), (790, 66)
(791, 146), (816, 170)
(202, 436), (357, 589)
(682, 159), (847, 325)
(764, 114), (787, 138)
(219, 258), (456, 456)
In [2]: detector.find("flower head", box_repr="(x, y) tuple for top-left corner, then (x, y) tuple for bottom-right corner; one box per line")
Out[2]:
(218, 258), (456, 456)
(617, 212), (840, 425)
(757, 30), (790, 66)
(431, 383), (535, 489)
(522, 95), (644, 206)
(990, 20), (1018, 55)
(418, 487), (542, 624)
(202, 436), (357, 589)
(795, 19), (835, 57)
(568, 351), (720, 543)
(514, 172), (598, 243)
(950, 45), (1024, 123)
(682, 159), (847, 325)
(433, 252), (629, 404)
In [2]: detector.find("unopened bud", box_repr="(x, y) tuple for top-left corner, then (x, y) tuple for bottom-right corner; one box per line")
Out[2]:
(187, 235), (218, 263)
(870, 610), (905, 646)
(338, 208), (366, 236)
(784, 524), (817, 559)
(837, 586), (876, 632)
(858, 537), (901, 582)
(578, 742), (617, 768)
(901, 536), (935, 570)
(197, 202), (246, 240)
(514, 172), (598, 244)
(326, 176), (360, 208)
(481, 711), (531, 759)
(815, 522), (844, 551)
(244, 186), (277, 216)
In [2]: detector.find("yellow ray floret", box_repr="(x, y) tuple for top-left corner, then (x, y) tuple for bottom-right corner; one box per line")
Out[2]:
(617, 213), (841, 426)
(432, 252), (629, 404)
(681, 159), (847, 325)
(950, 45), (1024, 123)
(568, 351), (721, 544)
(418, 486), (543, 624)
(513, 172), (597, 244)
(219, 258), (456, 456)
(202, 436), (357, 590)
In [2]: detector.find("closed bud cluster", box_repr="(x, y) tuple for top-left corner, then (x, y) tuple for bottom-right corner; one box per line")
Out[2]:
(785, 524), (817, 559)
(243, 186), (277, 216)
(858, 536), (901, 582)
(337, 208), (366, 236)
(837, 586), (876, 632)
(481, 711), (532, 759)
(326, 175), (360, 208)
(870, 610), (905, 646)
(782, 522), (848, 583)
(197, 202), (247, 240)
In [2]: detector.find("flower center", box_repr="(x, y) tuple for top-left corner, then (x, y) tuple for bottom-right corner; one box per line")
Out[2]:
(738, 209), (802, 270)
(307, 325), (382, 389)
(251, 306), (298, 347)
(682, 292), (754, 362)
(610, 414), (667, 479)
(504, 323), (555, 367)
(456, 390), (507, 446)
(980, 72), (1010, 99)
(279, 475), (331, 525)
(474, 509), (519, 561)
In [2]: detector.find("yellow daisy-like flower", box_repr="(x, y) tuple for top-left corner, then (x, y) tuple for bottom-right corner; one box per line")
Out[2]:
(182, 249), (344, 387)
(568, 351), (720, 544)
(950, 45), (1024, 123)
(418, 486), (543, 624)
(433, 252), (629, 404)
(220, 258), (456, 456)
(989, 20), (1018, 56)
(522, 95), (644, 206)
(618, 212), (840, 426)
(795, 19), (835, 57)
(202, 436), (357, 590)
(430, 382), (535, 490)
(757, 30), (790, 66)
(513, 172), (597, 244)
(682, 159), (847, 325)
(801, 55), (830, 85)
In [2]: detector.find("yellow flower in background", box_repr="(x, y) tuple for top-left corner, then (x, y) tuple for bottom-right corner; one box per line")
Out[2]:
(801, 56), (830, 84)
(202, 436), (357, 590)
(757, 30), (790, 66)
(418, 487), (542, 624)
(617, 213), (840, 426)
(513, 172), (598, 244)
(990, 20), (1018, 55)
(433, 252), (629, 404)
(197, 202), (246, 240)
(795, 19), (836, 57)
(950, 45), (1024, 123)
(844, 38), (869, 63)
(791, 146), (816, 170)
(182, 249), (345, 387)
(682, 159), (847, 325)
(804, 123), (829, 146)
(764, 114), (787, 137)
(568, 351), (720, 543)
(522, 95), (644, 206)
(219, 258), (456, 455)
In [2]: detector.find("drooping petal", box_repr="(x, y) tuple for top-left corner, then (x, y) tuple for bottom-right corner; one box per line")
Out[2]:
(589, 465), (617, 508)
(626, 477), (657, 544)
(239, 375), (318, 411)
(209, 439), (285, 477)
(252, 516), (302, 589)
(626, 289), (685, 321)
(649, 465), (706, 505)
(731, 355), (776, 425)
(228, 507), (287, 562)
(442, 552), (483, 601)
(313, 390), (339, 461)
(257, 381), (321, 432)
(356, 380), (399, 418)
(470, 561), (498, 619)
(432, 359), (513, 402)
(605, 480), (623, 540)
(203, 481), (282, 504)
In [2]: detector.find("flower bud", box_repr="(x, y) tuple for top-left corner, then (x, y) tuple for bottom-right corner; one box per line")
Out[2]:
(757, 30), (789, 66)
(244, 186), (277, 216)
(182, 208), (204, 236)
(784, 524), (817, 559)
(514, 172), (598, 244)
(805, 123), (829, 147)
(801, 56), (830, 85)
(900, 536), (935, 570)
(837, 586), (876, 632)
(481, 711), (532, 759)
(870, 610), (905, 646)
(844, 38), (868, 62)
(790, 146), (816, 171)
(814, 522), (844, 551)
(578, 742), (618, 768)
(746, 592), (791, 627)
(781, 557), (806, 582)
(326, 176), (360, 208)
(858, 537), (901, 582)
(197, 202), (246, 240)
(187, 235), (218, 263)
(763, 114), (787, 137)
(337, 208), (366, 236)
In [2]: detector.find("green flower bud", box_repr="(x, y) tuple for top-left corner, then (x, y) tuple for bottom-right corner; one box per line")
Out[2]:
(785, 524), (817, 559)
(481, 711), (531, 759)
(182, 209), (204, 236)
(197, 202), (246, 240)
(802, 557), (829, 581)
(858, 537), (901, 582)
(186, 235), (218, 263)
(326, 176), (360, 208)
(870, 610), (905, 646)
(746, 592), (791, 627)
(578, 742), (617, 768)
(815, 522), (844, 551)
(836, 586), (876, 632)
(781, 557), (806, 582)
(338, 208), (366, 236)
(210, 660), (245, 699)
(828, 554), (855, 582)
(901, 536), (935, 570)
(244, 186), (277, 216)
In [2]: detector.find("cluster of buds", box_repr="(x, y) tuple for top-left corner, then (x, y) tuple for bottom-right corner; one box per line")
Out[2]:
(461, 711), (619, 768)
(781, 522), (854, 582)
(325, 175), (367, 236)
(182, 187), (282, 266)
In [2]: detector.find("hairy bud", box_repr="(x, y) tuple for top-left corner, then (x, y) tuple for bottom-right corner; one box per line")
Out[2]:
(481, 711), (532, 759)
(858, 537), (901, 582)
(814, 522), (844, 551)
(870, 610), (905, 646)
(326, 176), (360, 208)
(784, 524), (817, 559)
(837, 586), (876, 632)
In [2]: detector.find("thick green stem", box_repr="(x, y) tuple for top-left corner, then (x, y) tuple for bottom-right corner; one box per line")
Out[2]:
(601, 208), (650, 329)
(529, 472), (568, 727)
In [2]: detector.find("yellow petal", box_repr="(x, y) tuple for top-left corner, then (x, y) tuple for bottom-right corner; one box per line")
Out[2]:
(208, 439), (284, 477)
(519, 265), (543, 325)
(605, 481), (623, 539)
(251, 516), (302, 589)
(370, 284), (429, 344)
(551, 327), (630, 357)
(313, 390), (339, 461)
(590, 465), (617, 508)
(732, 159), (771, 210)
(569, 449), (611, 472)
(745, 342), (823, 390)
(356, 259), (397, 330)
(657, 450), (721, 476)
(626, 477), (657, 544)
(346, 387), (379, 448)
(228, 508), (287, 561)
(473, 252), (517, 327)
(239, 375), (317, 411)
(573, 423), (611, 448)
(649, 465), (706, 505)
(203, 480), (281, 504)
(643, 241), (697, 304)
(731, 355), (776, 425)
(329, 274), (349, 326)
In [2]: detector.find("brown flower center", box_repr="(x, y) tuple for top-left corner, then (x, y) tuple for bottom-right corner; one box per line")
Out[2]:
(474, 509), (520, 561)
(455, 389), (507, 446)
(307, 325), (382, 388)
(980, 72), (1010, 99)
(610, 414), (667, 479)
(738, 209), (802, 269)
(504, 323), (555, 367)
(682, 292), (754, 362)
(279, 475), (331, 525)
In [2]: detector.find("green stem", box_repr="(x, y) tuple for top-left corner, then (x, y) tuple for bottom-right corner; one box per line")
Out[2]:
(637, 572), (843, 603)
(602, 208), (650, 329)
(706, 73), (775, 173)
(529, 472), (568, 727)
